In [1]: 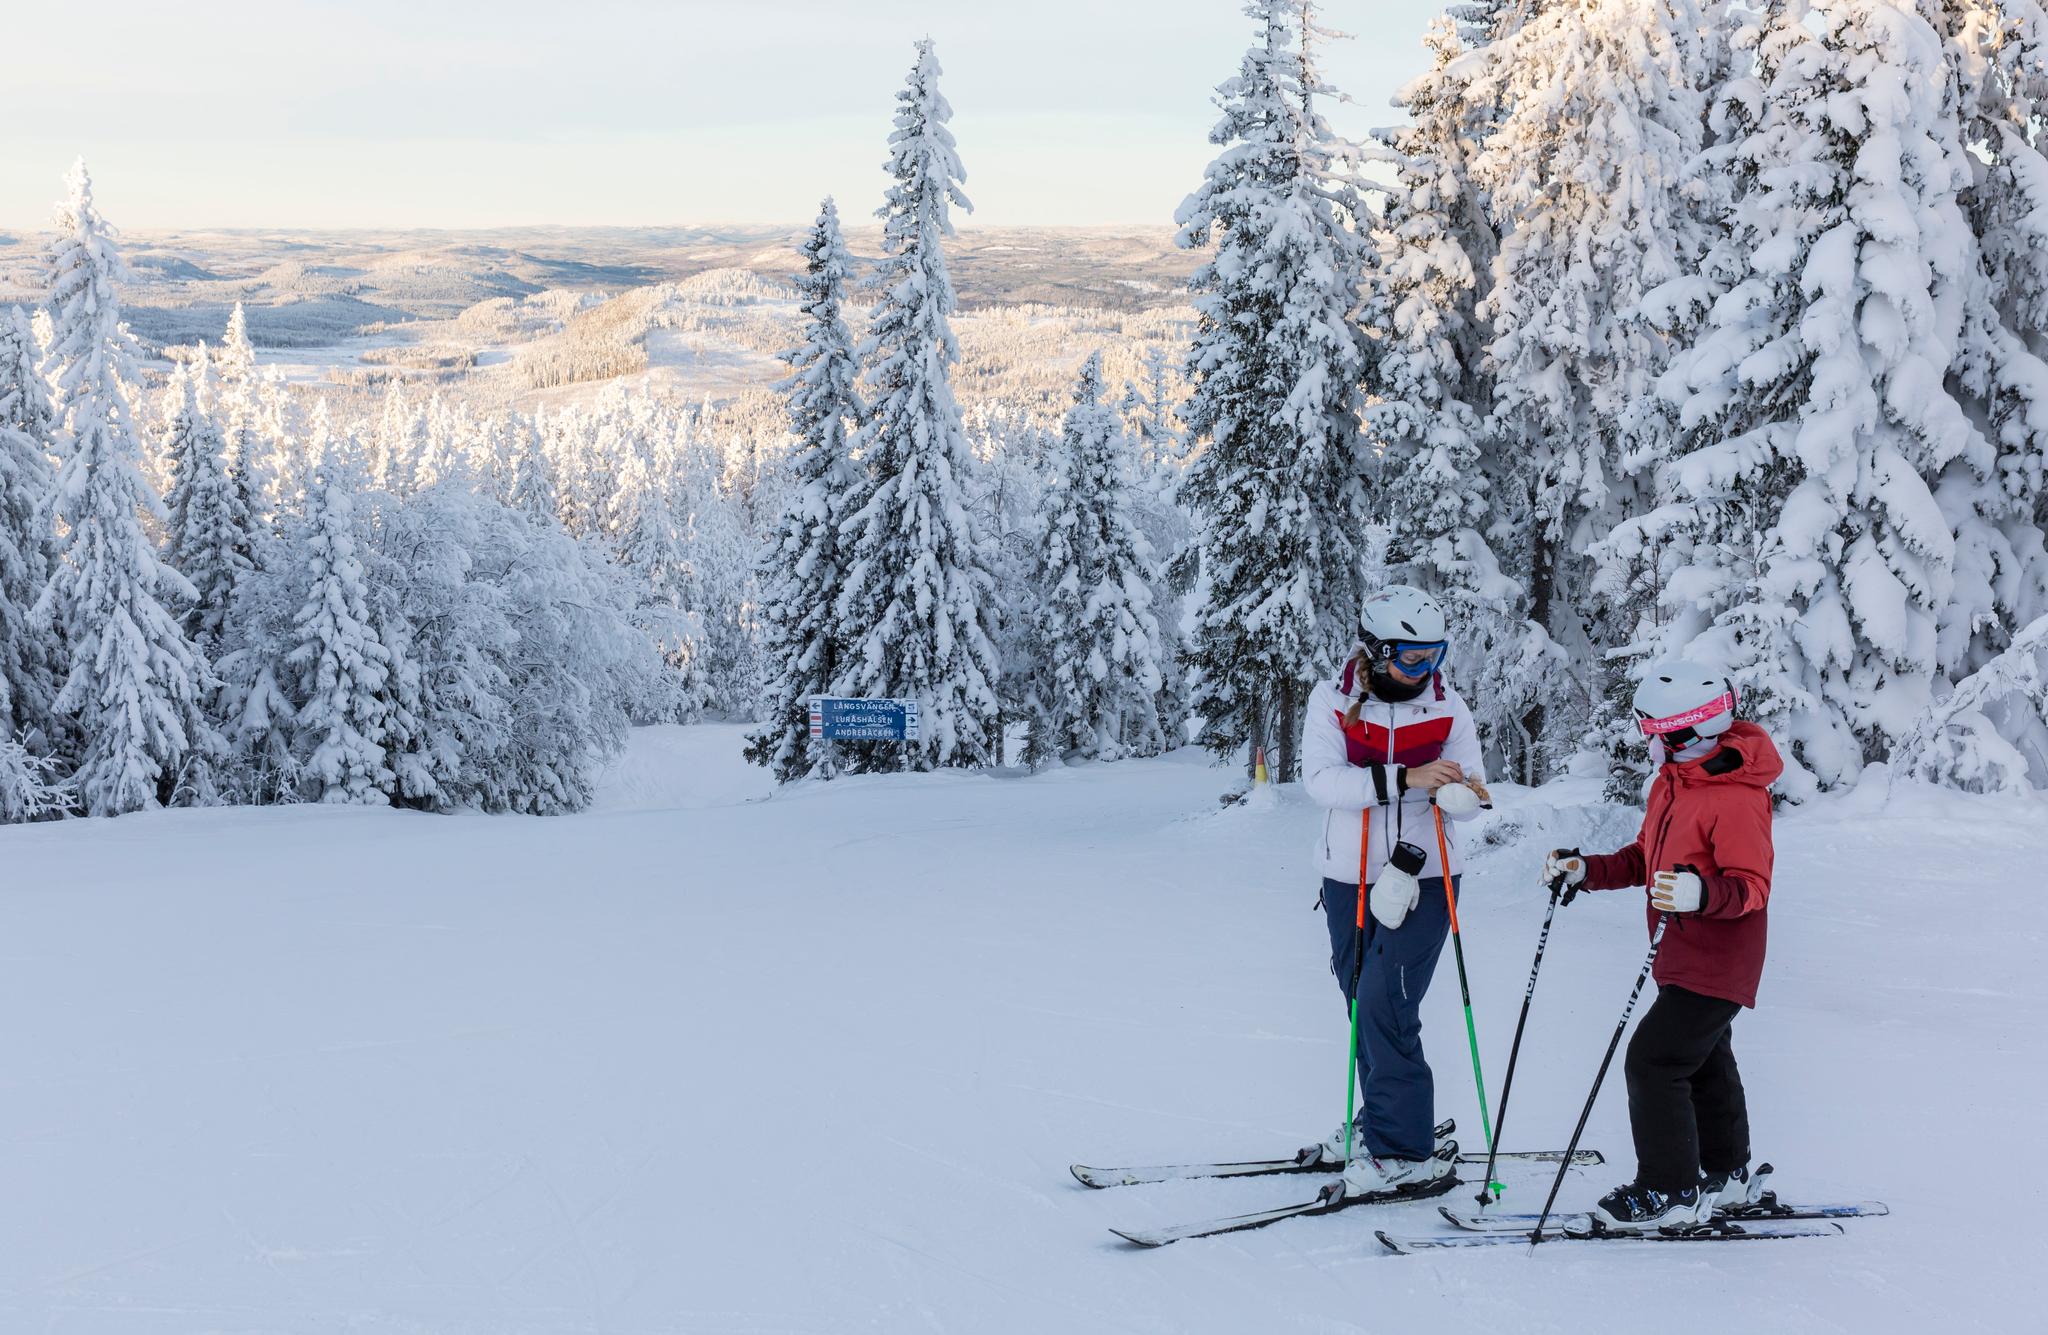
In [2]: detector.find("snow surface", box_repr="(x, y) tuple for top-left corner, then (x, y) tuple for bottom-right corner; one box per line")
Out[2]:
(0, 724), (2039, 1333)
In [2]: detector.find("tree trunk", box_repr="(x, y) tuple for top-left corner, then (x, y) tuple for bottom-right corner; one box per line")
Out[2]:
(1275, 677), (1303, 784)
(1246, 693), (1270, 784)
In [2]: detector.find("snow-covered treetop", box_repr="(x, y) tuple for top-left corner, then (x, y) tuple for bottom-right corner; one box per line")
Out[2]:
(43, 159), (137, 407)
(878, 39), (971, 271)
(778, 196), (861, 451)
(219, 302), (256, 382)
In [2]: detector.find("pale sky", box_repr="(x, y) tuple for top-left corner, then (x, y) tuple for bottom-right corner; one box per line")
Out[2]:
(1, 1), (1450, 231)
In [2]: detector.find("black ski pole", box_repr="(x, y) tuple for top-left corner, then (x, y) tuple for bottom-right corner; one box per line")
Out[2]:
(1529, 912), (1669, 1248)
(1475, 868), (1576, 1207)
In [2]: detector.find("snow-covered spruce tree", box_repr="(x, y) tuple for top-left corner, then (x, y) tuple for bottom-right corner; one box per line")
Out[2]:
(832, 40), (1003, 771)
(1029, 352), (1170, 764)
(36, 161), (218, 815)
(161, 349), (256, 655)
(0, 303), (60, 754)
(746, 198), (864, 781)
(611, 440), (712, 722)
(214, 302), (285, 525)
(362, 484), (510, 811)
(964, 405), (1057, 760)
(509, 418), (560, 527)
(464, 492), (661, 813)
(1460, 0), (1714, 784)
(1929, 1), (2048, 689)
(0, 734), (71, 823)
(286, 444), (393, 804)
(1893, 610), (2048, 792)
(1121, 346), (1185, 476)
(376, 384), (430, 496)
(1947, 0), (2048, 350)
(1117, 349), (1194, 748)
(672, 415), (758, 717)
(212, 564), (300, 805)
(1365, 16), (1529, 775)
(1176, 0), (1372, 781)
(1608, 0), (1981, 796)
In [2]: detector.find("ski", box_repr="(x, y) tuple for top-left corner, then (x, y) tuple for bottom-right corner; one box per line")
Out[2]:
(1377, 1219), (1845, 1254)
(1438, 1197), (1888, 1233)
(1073, 1120), (1603, 1190)
(1438, 1164), (1888, 1232)
(1113, 1172), (1462, 1248)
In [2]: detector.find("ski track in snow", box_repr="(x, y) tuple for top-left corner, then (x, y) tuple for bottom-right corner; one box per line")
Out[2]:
(0, 723), (2038, 1333)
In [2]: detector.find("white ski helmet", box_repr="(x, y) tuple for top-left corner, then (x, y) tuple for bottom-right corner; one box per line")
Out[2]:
(1360, 585), (1447, 646)
(1359, 585), (1450, 684)
(1632, 659), (1737, 743)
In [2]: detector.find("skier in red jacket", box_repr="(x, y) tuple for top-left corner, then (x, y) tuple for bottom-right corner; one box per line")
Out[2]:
(1542, 660), (1782, 1230)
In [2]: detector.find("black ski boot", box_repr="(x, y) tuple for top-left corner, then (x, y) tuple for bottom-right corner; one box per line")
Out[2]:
(1591, 1182), (1708, 1232)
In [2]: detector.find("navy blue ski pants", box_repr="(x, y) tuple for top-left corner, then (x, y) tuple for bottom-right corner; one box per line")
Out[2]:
(1320, 875), (1455, 1161)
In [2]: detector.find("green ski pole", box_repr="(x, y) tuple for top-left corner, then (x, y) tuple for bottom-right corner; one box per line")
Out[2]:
(1432, 803), (1498, 1193)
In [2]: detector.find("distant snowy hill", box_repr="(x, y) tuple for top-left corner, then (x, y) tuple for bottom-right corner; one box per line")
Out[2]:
(0, 723), (2036, 1332)
(0, 225), (1196, 410)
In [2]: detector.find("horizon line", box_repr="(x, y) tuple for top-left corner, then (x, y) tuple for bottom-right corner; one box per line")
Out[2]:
(0, 218), (1187, 239)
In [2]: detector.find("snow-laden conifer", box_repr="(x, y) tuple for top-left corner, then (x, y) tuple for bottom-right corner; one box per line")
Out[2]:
(1365, 17), (1529, 770)
(833, 41), (1003, 770)
(1463, 0), (1713, 782)
(1610, 0), (1982, 795)
(1175, 0), (1372, 780)
(611, 440), (712, 722)
(1928, 2), (2048, 693)
(1894, 611), (2048, 793)
(161, 349), (255, 654)
(1030, 352), (1169, 763)
(509, 418), (560, 527)
(36, 161), (217, 815)
(0, 304), (60, 751)
(286, 440), (392, 803)
(747, 198), (863, 780)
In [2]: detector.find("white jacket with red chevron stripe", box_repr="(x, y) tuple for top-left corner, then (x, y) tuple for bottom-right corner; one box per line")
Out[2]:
(1301, 667), (1487, 887)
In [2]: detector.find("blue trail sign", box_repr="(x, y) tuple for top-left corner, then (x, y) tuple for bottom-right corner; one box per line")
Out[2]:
(808, 697), (922, 742)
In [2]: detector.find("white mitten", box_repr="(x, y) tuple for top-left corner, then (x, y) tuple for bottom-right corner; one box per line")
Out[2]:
(1543, 848), (1587, 889)
(1372, 842), (1429, 930)
(1651, 868), (1704, 914)
(1435, 783), (1481, 818)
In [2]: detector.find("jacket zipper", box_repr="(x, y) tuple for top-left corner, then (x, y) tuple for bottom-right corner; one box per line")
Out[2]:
(1384, 699), (1399, 872)
(1648, 767), (1684, 932)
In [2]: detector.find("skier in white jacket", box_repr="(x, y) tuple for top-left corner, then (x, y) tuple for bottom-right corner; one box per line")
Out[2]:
(1302, 585), (1489, 1199)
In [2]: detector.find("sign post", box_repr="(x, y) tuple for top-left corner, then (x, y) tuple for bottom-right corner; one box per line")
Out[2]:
(808, 697), (922, 773)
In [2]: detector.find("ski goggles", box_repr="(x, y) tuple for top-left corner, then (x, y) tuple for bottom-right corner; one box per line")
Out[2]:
(1375, 641), (1447, 677)
(1635, 691), (1736, 737)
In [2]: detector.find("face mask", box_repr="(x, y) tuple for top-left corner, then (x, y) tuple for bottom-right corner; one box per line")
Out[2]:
(1370, 663), (1429, 702)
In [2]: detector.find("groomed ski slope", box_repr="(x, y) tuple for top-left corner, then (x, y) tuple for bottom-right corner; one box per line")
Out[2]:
(0, 724), (2038, 1334)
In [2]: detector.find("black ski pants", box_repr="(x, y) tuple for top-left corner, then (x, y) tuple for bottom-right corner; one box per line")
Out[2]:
(1624, 984), (1751, 1192)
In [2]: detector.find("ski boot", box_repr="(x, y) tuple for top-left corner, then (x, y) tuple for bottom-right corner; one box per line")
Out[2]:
(1590, 1181), (1709, 1233)
(1700, 1163), (1766, 1214)
(1317, 1119), (1451, 1168)
(1342, 1147), (1454, 1199)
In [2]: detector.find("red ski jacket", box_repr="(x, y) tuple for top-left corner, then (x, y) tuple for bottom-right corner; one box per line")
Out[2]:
(1581, 721), (1782, 1008)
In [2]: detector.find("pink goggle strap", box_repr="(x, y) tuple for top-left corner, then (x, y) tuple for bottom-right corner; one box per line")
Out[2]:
(1637, 690), (1735, 736)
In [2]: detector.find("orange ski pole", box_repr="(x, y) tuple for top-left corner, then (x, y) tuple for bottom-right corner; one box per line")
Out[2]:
(1342, 806), (1371, 1165)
